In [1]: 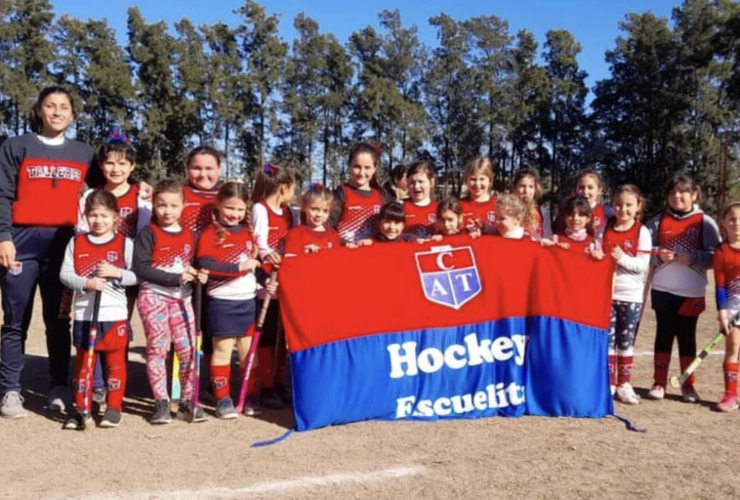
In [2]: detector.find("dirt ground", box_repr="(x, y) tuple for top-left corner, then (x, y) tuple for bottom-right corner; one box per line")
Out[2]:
(1, 277), (739, 500)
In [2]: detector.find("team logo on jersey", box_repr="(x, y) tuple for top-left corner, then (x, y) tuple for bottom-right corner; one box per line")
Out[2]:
(120, 207), (133, 218)
(117, 324), (127, 337)
(107, 251), (119, 262)
(593, 216), (602, 228)
(427, 214), (437, 224)
(487, 211), (496, 222)
(625, 240), (634, 249)
(415, 246), (481, 310)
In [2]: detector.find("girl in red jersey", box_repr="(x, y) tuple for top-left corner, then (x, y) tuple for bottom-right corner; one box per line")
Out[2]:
(284, 185), (340, 257)
(197, 182), (272, 419)
(134, 180), (208, 424)
(460, 158), (497, 236)
(181, 146), (222, 235)
(550, 196), (602, 259)
(404, 160), (438, 239)
(553, 170), (614, 242)
(646, 174), (720, 402)
(356, 202), (409, 245)
(512, 168), (551, 240)
(251, 163), (295, 409)
(78, 132), (151, 238)
(0, 86), (98, 419)
(602, 185), (651, 404)
(426, 198), (476, 243)
(714, 202), (740, 412)
(60, 190), (136, 429)
(493, 195), (532, 240)
(330, 142), (389, 243)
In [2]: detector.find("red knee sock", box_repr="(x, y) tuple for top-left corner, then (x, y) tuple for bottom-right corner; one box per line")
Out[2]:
(653, 352), (671, 386)
(105, 348), (127, 411)
(608, 354), (617, 387)
(211, 364), (231, 401)
(617, 355), (634, 385)
(74, 347), (96, 411)
(724, 362), (739, 395)
(680, 356), (696, 387)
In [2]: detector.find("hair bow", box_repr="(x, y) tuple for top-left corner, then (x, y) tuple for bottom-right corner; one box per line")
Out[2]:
(263, 164), (276, 177)
(106, 129), (130, 144)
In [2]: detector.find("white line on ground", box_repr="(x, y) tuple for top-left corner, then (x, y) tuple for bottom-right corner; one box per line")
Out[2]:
(67, 465), (425, 500)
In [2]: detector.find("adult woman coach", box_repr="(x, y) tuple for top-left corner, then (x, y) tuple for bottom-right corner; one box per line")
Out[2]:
(0, 86), (96, 418)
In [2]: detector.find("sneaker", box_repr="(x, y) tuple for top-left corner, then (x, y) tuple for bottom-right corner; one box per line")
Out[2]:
(92, 388), (107, 417)
(681, 385), (700, 403)
(647, 383), (665, 400)
(176, 400), (209, 423)
(610, 385), (616, 397)
(717, 392), (739, 412)
(150, 399), (171, 425)
(48, 385), (67, 413)
(215, 397), (238, 420)
(260, 388), (283, 410)
(243, 395), (263, 417)
(616, 383), (641, 405)
(275, 384), (292, 405)
(1, 391), (28, 419)
(62, 412), (91, 430)
(99, 408), (122, 428)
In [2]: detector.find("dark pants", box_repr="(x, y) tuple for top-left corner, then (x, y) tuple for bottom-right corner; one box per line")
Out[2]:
(0, 226), (73, 393)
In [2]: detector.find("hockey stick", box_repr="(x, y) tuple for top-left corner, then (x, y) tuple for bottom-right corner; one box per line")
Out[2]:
(191, 282), (204, 421)
(171, 351), (181, 403)
(670, 332), (724, 388)
(235, 270), (277, 415)
(80, 290), (103, 429)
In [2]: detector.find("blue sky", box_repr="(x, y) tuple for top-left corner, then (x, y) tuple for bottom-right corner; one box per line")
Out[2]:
(51, 0), (678, 94)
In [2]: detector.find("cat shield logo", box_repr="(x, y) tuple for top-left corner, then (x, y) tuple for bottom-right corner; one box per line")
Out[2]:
(415, 246), (481, 310)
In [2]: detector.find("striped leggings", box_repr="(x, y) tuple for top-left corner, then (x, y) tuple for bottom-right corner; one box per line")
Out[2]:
(137, 290), (196, 401)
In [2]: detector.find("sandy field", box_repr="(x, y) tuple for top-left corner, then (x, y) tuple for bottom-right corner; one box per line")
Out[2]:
(0, 277), (737, 500)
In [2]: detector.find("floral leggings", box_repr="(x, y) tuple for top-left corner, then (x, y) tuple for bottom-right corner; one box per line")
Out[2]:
(137, 290), (196, 401)
(608, 300), (642, 386)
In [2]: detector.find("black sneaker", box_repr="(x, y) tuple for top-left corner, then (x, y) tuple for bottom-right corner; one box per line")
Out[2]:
(176, 400), (209, 423)
(92, 388), (107, 417)
(100, 408), (122, 428)
(260, 388), (283, 410)
(150, 399), (171, 425)
(275, 384), (292, 405)
(62, 411), (91, 431)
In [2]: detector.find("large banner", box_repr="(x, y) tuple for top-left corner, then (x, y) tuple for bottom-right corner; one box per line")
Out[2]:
(279, 235), (615, 431)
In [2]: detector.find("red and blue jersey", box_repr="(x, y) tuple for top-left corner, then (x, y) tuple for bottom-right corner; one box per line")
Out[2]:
(284, 225), (341, 256)
(404, 200), (438, 238)
(115, 185), (140, 238)
(714, 242), (740, 310)
(336, 186), (383, 242)
(181, 186), (217, 234)
(603, 220), (643, 256)
(657, 212), (703, 252)
(74, 233), (126, 278)
(196, 224), (257, 300)
(460, 197), (497, 228)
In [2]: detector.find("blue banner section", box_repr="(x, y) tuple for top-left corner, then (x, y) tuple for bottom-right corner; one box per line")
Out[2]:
(291, 316), (612, 431)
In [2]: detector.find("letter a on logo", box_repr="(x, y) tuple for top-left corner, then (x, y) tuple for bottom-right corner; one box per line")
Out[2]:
(415, 246), (482, 310)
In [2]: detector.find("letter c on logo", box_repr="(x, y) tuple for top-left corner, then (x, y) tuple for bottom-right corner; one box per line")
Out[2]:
(436, 251), (454, 270)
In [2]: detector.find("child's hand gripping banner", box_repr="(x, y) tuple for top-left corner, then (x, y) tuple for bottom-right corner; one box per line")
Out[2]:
(279, 236), (615, 431)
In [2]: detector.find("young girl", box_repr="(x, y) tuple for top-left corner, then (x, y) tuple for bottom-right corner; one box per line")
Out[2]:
(134, 180), (208, 424)
(78, 132), (151, 238)
(330, 142), (388, 243)
(284, 185), (340, 256)
(251, 163), (296, 410)
(460, 158), (497, 234)
(197, 182), (266, 419)
(551, 196), (602, 259)
(60, 190), (136, 429)
(494, 194), (530, 240)
(356, 202), (408, 245)
(0, 86), (97, 419)
(554, 170), (614, 241)
(602, 185), (652, 404)
(714, 202), (740, 412)
(404, 161), (438, 239)
(646, 174), (720, 402)
(512, 168), (552, 240)
(182, 146), (222, 235)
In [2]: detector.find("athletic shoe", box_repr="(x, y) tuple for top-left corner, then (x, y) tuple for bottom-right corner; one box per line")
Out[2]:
(176, 400), (209, 423)
(1, 391), (28, 419)
(243, 395), (263, 417)
(100, 408), (122, 428)
(48, 385), (68, 413)
(92, 388), (107, 417)
(647, 383), (665, 400)
(616, 383), (640, 405)
(260, 388), (283, 410)
(62, 412), (91, 430)
(681, 385), (700, 403)
(610, 385), (616, 397)
(717, 392), (739, 412)
(150, 399), (171, 425)
(215, 397), (238, 420)
(275, 384), (292, 405)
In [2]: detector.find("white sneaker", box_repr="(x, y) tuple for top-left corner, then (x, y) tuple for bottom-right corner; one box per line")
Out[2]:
(48, 385), (67, 413)
(610, 385), (616, 396)
(647, 383), (665, 400)
(1, 391), (28, 419)
(681, 385), (700, 403)
(616, 383), (640, 405)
